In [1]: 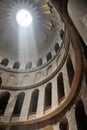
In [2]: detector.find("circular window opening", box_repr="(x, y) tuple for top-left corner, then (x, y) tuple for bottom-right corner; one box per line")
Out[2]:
(16, 9), (32, 27)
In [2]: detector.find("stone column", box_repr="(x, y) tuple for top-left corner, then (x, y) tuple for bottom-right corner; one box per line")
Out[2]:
(52, 77), (59, 110)
(62, 64), (70, 97)
(66, 105), (78, 130)
(2, 95), (17, 122)
(19, 91), (32, 121)
(36, 85), (45, 117)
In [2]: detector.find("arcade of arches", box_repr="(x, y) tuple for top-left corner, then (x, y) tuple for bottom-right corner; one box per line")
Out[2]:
(0, 0), (87, 130)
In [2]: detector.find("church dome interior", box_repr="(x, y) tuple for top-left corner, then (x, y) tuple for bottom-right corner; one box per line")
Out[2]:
(0, 0), (87, 130)
(0, 0), (64, 69)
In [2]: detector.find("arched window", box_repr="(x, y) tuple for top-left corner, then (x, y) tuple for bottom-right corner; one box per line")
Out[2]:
(47, 52), (52, 62)
(13, 62), (20, 69)
(21, 75), (29, 86)
(44, 83), (52, 109)
(0, 58), (9, 66)
(0, 77), (2, 86)
(66, 55), (74, 87)
(34, 72), (41, 83)
(25, 61), (32, 69)
(6, 75), (17, 86)
(37, 58), (42, 67)
(60, 29), (64, 40)
(75, 99), (87, 130)
(0, 92), (10, 115)
(29, 89), (39, 115)
(55, 43), (59, 53)
(57, 73), (65, 103)
(59, 117), (69, 130)
(12, 92), (25, 116)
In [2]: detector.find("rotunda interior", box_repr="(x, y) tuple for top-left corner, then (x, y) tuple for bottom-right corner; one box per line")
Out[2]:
(0, 0), (87, 130)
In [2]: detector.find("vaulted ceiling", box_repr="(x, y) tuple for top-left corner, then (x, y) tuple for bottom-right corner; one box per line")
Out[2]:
(0, 0), (64, 68)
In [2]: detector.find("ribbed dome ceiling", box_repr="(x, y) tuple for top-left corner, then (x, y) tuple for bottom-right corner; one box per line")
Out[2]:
(0, 0), (64, 69)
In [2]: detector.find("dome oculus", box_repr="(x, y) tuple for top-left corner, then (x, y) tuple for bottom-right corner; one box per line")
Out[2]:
(16, 9), (32, 27)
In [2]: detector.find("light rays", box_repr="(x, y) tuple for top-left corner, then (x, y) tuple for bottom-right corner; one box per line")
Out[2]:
(0, 0), (62, 68)
(18, 25), (39, 66)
